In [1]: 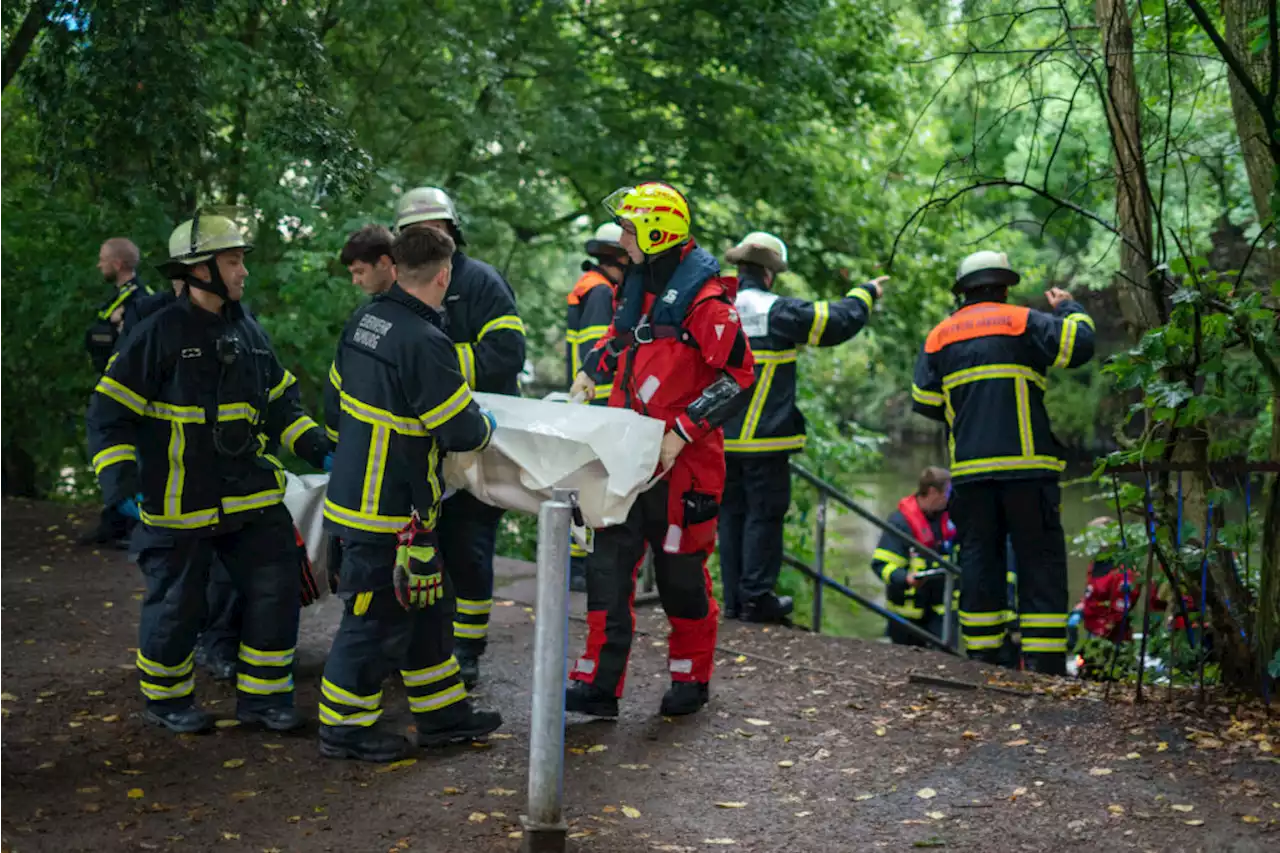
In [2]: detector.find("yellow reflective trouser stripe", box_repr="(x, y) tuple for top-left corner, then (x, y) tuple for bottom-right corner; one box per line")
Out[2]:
(95, 376), (148, 415)
(1015, 377), (1033, 457)
(222, 487), (285, 514)
(959, 610), (1010, 627)
(963, 634), (1006, 651)
(1053, 314), (1093, 368)
(594, 383), (614, 399)
(571, 541), (588, 557)
(139, 508), (220, 529)
(847, 286), (873, 309)
(912, 384), (944, 406)
(325, 425), (339, 443)
(319, 705), (382, 727)
(361, 423), (390, 514)
(942, 364), (1047, 392)
(137, 651), (194, 677)
(454, 622), (488, 639)
(141, 678), (195, 700)
(752, 349), (798, 364)
(889, 602), (925, 619)
(268, 371), (297, 402)
(419, 383), (473, 430)
(737, 362), (777, 441)
(321, 678), (381, 710)
(478, 315), (526, 338)
(323, 499), (411, 534)
(1020, 613), (1069, 628)
(1022, 637), (1068, 652)
(238, 645), (295, 667)
(329, 361), (342, 389)
(724, 435), (807, 453)
(951, 456), (1065, 477)
(408, 682), (468, 714)
(807, 301), (830, 346)
(402, 657), (460, 687)
(93, 444), (137, 475)
(165, 423), (185, 517)
(455, 343), (476, 389)
(340, 390), (428, 435)
(455, 598), (492, 616)
(238, 673), (294, 695)
(281, 415), (319, 453)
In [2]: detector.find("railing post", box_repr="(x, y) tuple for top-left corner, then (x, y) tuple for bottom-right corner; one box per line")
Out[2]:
(520, 489), (573, 853)
(942, 571), (956, 650)
(812, 491), (827, 634)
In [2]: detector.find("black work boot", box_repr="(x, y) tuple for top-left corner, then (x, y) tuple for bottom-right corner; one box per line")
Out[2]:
(142, 704), (215, 734)
(660, 681), (710, 716)
(417, 704), (503, 747)
(319, 724), (413, 763)
(238, 706), (306, 732)
(742, 593), (794, 624)
(565, 681), (619, 718)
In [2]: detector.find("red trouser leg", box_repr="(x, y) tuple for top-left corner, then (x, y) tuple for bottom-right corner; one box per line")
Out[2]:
(570, 498), (649, 698)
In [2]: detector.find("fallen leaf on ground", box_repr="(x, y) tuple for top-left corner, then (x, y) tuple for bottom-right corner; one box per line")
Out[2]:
(916, 788), (937, 800)
(1089, 767), (1112, 776)
(745, 718), (771, 726)
(1242, 815), (1260, 824)
(855, 794), (875, 801)
(587, 744), (608, 753)
(78, 787), (100, 794)
(1005, 739), (1029, 747)
(222, 759), (245, 769)
(1156, 742), (1168, 752)
(926, 811), (946, 820)
(714, 802), (747, 809)
(101, 715), (120, 723)
(231, 791), (258, 801)
(489, 733), (514, 740)
(602, 806), (617, 813)
(619, 764), (650, 770)
(262, 743), (282, 750)
(795, 811), (812, 817)
(733, 655), (747, 663)
(508, 832), (523, 839)
(487, 788), (516, 796)
(215, 720), (240, 729)
(221, 832), (240, 841)
(87, 691), (105, 697)
(467, 812), (487, 823)
(127, 789), (144, 799)
(1125, 752), (1140, 760)
(1171, 804), (1194, 813)
(568, 747), (585, 755)
(83, 803), (101, 813)
(702, 840), (736, 846)
(621, 805), (641, 818)
(442, 787), (461, 795)
(1, 693), (17, 701)
(1107, 805), (1124, 815)
(1184, 820), (1204, 826)
(1011, 787), (1028, 797)
(375, 758), (417, 773)
(1009, 723), (1022, 731)
(777, 760), (795, 768)
(1194, 737), (1222, 750)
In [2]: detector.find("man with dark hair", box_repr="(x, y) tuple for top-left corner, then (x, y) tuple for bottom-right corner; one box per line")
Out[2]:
(392, 187), (526, 689)
(870, 466), (957, 646)
(912, 250), (1095, 675)
(80, 237), (155, 548)
(719, 231), (887, 623)
(341, 225), (396, 296)
(320, 223), (502, 762)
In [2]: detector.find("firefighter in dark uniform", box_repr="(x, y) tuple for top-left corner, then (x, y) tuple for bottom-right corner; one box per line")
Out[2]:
(567, 182), (756, 718)
(319, 225), (502, 762)
(87, 214), (330, 734)
(870, 467), (957, 645)
(392, 187), (526, 690)
(911, 251), (1095, 675)
(719, 232), (887, 623)
(80, 238), (155, 548)
(565, 222), (630, 590)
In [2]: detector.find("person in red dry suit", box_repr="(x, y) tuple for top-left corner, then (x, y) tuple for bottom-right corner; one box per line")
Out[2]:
(565, 181), (755, 718)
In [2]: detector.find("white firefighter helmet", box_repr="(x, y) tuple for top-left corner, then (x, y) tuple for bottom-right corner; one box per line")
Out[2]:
(954, 250), (1020, 292)
(725, 231), (789, 273)
(584, 222), (625, 258)
(395, 186), (459, 233)
(158, 214), (252, 277)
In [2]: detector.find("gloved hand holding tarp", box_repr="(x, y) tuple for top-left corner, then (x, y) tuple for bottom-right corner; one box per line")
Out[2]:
(442, 392), (665, 528)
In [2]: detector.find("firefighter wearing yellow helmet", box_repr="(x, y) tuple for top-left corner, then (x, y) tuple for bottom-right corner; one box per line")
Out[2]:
(566, 182), (755, 719)
(86, 211), (330, 735)
(911, 249), (1096, 675)
(393, 186), (526, 690)
(718, 230), (888, 623)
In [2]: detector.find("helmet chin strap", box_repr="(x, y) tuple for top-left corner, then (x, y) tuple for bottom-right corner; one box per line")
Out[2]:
(181, 258), (230, 300)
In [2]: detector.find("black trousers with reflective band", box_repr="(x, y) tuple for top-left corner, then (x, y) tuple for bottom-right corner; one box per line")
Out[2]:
(718, 453), (792, 610)
(319, 540), (469, 739)
(438, 490), (504, 656)
(950, 477), (1068, 675)
(134, 505), (300, 711)
(199, 558), (242, 661)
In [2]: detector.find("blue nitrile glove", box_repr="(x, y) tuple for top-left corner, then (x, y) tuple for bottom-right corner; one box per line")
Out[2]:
(480, 408), (497, 434)
(1067, 611), (1083, 629)
(323, 452), (333, 472)
(118, 494), (142, 520)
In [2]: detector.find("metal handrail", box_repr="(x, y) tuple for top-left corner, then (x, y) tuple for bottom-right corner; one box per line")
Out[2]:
(786, 461), (959, 653)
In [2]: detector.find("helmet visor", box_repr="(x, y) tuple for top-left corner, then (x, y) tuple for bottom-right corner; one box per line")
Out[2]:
(602, 186), (643, 223)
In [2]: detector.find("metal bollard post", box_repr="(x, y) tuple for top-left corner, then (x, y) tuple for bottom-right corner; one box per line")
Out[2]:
(812, 492), (827, 634)
(521, 489), (574, 853)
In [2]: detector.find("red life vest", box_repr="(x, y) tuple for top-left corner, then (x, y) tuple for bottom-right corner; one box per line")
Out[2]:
(896, 495), (956, 553)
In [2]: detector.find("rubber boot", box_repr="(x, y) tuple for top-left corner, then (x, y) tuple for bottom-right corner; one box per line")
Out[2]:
(319, 724), (413, 763)
(742, 593), (794, 624)
(659, 681), (710, 716)
(238, 706), (306, 732)
(565, 681), (619, 718)
(142, 704), (215, 734)
(417, 705), (503, 747)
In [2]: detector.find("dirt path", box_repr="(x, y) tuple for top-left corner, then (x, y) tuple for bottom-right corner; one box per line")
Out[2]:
(2, 498), (1277, 852)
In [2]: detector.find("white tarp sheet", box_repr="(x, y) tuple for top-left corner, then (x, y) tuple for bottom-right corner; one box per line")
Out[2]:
(443, 392), (665, 529)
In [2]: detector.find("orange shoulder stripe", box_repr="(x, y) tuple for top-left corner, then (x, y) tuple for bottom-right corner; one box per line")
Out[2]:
(925, 303), (1029, 353)
(567, 270), (612, 306)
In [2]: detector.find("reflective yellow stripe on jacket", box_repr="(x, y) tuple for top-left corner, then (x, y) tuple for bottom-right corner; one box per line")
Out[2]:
(726, 349), (805, 453)
(942, 363), (1063, 477)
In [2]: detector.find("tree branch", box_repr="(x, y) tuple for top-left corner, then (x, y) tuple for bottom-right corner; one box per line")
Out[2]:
(2, 0), (54, 92)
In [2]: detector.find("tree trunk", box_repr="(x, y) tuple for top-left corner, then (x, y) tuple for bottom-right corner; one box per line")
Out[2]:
(1259, 397), (1280, 683)
(1222, 0), (1278, 230)
(1, 0), (54, 92)
(1094, 0), (1161, 337)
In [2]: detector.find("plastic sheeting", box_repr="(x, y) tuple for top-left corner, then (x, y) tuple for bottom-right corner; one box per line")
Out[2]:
(283, 472), (333, 594)
(443, 392), (665, 528)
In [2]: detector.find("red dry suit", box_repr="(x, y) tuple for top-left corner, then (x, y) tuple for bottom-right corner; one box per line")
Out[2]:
(570, 241), (755, 695)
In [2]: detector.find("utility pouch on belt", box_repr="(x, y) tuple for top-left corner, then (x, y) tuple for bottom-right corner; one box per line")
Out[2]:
(681, 491), (719, 526)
